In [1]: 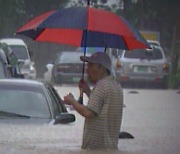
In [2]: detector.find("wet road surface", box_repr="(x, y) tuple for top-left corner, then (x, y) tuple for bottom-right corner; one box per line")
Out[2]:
(0, 86), (180, 154)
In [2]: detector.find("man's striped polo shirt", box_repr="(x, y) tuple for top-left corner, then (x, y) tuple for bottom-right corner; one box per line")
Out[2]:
(82, 75), (123, 149)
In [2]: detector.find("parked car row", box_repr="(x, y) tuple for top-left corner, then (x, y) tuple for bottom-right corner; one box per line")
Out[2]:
(43, 42), (170, 89)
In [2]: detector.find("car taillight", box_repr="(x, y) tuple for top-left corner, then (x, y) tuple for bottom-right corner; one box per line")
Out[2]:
(121, 75), (129, 81)
(56, 65), (69, 72)
(163, 63), (169, 73)
(155, 77), (162, 82)
(116, 59), (122, 68)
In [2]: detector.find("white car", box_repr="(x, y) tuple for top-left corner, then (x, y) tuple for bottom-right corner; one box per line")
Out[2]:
(0, 38), (36, 79)
(115, 46), (169, 88)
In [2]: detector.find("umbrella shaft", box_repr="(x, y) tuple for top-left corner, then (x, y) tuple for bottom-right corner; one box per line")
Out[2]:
(87, 0), (90, 6)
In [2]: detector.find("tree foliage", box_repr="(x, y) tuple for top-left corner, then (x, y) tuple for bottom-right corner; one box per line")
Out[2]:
(123, 0), (180, 48)
(0, 0), (68, 37)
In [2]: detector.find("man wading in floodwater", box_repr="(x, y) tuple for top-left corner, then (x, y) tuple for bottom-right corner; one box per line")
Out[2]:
(64, 52), (123, 149)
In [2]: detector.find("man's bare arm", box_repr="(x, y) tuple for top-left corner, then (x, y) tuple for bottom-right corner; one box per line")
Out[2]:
(64, 93), (95, 119)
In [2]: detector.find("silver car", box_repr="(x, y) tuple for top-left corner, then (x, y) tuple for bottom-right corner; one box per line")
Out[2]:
(52, 51), (90, 85)
(115, 46), (169, 88)
(0, 79), (75, 125)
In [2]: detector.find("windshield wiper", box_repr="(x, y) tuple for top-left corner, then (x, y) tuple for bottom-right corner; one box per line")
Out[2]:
(0, 110), (30, 118)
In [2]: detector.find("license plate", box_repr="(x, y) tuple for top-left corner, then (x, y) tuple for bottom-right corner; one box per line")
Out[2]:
(137, 66), (148, 72)
(73, 77), (80, 82)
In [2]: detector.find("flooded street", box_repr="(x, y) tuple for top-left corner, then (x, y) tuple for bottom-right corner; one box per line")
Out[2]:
(0, 86), (180, 154)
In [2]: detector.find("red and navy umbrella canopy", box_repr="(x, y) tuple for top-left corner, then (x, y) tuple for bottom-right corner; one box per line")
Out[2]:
(17, 7), (149, 50)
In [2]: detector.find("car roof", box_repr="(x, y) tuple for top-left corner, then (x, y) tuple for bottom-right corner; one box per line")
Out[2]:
(0, 38), (26, 46)
(148, 45), (163, 51)
(59, 51), (89, 56)
(0, 79), (43, 86)
(125, 45), (163, 52)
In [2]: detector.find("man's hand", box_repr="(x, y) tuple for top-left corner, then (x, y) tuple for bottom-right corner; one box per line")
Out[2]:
(63, 91), (96, 119)
(64, 93), (75, 105)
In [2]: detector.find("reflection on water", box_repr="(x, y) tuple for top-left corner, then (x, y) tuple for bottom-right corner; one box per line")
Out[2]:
(0, 87), (180, 154)
(0, 113), (125, 154)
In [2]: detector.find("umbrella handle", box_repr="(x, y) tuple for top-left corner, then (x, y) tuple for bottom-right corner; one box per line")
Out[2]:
(78, 88), (83, 104)
(78, 60), (85, 105)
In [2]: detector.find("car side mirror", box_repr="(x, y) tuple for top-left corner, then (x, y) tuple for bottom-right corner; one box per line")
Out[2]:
(54, 113), (75, 124)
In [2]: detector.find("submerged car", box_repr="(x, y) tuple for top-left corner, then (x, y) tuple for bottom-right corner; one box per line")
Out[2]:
(0, 79), (75, 125)
(0, 38), (36, 79)
(0, 43), (24, 79)
(115, 46), (169, 88)
(51, 51), (90, 85)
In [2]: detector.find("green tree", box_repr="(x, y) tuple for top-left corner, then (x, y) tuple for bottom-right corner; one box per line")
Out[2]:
(0, 0), (69, 37)
(122, 0), (180, 48)
(68, 0), (123, 11)
(0, 0), (25, 37)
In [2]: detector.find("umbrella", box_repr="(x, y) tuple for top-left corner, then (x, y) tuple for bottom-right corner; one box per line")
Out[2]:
(16, 5), (149, 104)
(16, 7), (149, 50)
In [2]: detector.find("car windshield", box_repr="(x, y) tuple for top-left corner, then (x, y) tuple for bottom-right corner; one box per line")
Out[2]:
(9, 45), (29, 60)
(58, 53), (82, 64)
(0, 84), (50, 118)
(124, 48), (163, 60)
(55, 52), (91, 64)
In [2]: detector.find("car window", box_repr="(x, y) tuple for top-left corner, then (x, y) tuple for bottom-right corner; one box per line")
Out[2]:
(9, 45), (29, 60)
(124, 49), (145, 58)
(50, 86), (67, 112)
(0, 85), (50, 118)
(111, 49), (124, 58)
(58, 54), (82, 63)
(151, 47), (163, 59)
(46, 85), (62, 116)
(124, 48), (163, 60)
(55, 52), (90, 64)
(60, 55), (81, 63)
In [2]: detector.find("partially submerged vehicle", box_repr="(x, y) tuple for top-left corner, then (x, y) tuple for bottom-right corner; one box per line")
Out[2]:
(0, 42), (24, 79)
(0, 38), (36, 79)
